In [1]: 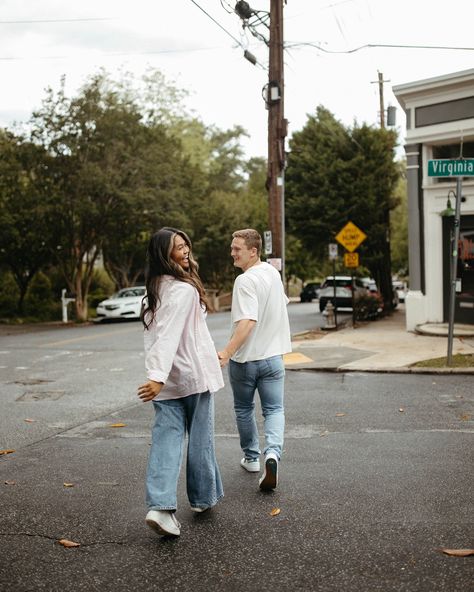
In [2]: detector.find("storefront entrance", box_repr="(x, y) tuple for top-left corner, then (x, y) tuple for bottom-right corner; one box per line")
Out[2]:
(443, 214), (474, 324)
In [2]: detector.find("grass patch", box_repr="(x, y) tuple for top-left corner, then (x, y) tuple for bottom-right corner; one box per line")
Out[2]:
(412, 353), (474, 368)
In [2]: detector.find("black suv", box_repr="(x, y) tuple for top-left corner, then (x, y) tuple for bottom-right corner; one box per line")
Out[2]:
(300, 282), (320, 303)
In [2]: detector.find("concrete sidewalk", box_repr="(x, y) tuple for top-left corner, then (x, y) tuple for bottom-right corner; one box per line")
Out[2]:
(286, 308), (474, 374)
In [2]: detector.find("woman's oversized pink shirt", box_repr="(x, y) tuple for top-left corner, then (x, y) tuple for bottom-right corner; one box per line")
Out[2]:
(144, 276), (224, 400)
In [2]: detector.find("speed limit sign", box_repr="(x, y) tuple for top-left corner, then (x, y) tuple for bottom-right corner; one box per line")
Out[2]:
(328, 243), (338, 260)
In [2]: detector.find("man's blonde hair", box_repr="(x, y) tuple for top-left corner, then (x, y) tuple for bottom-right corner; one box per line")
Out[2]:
(232, 229), (262, 255)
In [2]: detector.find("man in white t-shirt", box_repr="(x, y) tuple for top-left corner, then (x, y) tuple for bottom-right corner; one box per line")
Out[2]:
(218, 229), (291, 490)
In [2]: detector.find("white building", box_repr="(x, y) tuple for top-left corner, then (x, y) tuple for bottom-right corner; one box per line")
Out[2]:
(393, 69), (474, 330)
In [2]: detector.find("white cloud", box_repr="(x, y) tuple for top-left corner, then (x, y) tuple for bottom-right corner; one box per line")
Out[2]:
(0, 0), (473, 158)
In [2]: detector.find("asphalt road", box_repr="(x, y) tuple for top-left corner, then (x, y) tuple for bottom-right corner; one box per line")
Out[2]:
(0, 311), (472, 591)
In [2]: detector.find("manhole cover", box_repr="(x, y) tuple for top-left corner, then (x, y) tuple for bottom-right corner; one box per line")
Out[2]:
(17, 390), (65, 401)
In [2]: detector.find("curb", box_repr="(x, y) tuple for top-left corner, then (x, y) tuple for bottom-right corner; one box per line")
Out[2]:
(287, 366), (474, 375)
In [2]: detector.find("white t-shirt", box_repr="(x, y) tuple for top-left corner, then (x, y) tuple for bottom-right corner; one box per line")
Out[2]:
(230, 262), (292, 363)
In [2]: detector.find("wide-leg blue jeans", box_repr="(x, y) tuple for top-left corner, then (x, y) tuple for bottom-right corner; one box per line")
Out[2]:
(229, 355), (285, 461)
(145, 391), (223, 511)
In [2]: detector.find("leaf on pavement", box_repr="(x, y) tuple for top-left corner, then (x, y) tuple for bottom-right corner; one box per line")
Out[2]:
(439, 548), (474, 557)
(269, 508), (281, 516)
(5, 480), (16, 485)
(335, 413), (346, 417)
(399, 408), (405, 412)
(459, 413), (472, 421)
(109, 423), (126, 428)
(63, 483), (75, 488)
(58, 538), (81, 548)
(319, 430), (329, 437)
(0, 449), (15, 455)
(24, 418), (36, 423)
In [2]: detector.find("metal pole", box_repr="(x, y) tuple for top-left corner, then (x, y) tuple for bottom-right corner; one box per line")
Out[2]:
(447, 176), (463, 365)
(332, 259), (337, 328)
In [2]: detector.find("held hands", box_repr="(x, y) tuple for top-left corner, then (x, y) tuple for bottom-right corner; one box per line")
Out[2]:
(217, 350), (231, 368)
(137, 380), (163, 402)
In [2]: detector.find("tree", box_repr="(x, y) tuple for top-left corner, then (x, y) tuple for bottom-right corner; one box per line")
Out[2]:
(28, 72), (197, 319)
(0, 130), (54, 313)
(286, 106), (400, 311)
(390, 164), (408, 276)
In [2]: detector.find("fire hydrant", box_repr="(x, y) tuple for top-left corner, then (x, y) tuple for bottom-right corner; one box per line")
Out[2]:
(325, 301), (336, 330)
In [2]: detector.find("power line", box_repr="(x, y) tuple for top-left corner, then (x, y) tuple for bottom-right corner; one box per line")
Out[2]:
(285, 41), (474, 53)
(0, 46), (230, 62)
(0, 17), (116, 24)
(188, 0), (243, 48)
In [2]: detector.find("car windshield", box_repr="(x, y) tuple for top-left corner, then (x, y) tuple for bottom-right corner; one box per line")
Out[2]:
(322, 279), (352, 288)
(115, 288), (145, 298)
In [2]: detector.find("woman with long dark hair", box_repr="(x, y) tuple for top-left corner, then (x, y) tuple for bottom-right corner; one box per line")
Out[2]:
(137, 227), (224, 537)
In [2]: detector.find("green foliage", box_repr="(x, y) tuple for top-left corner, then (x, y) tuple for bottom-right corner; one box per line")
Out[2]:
(390, 165), (408, 275)
(353, 293), (383, 321)
(286, 105), (401, 311)
(0, 270), (19, 319)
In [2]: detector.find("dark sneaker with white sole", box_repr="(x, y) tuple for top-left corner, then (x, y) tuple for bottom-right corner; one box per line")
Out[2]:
(259, 452), (278, 490)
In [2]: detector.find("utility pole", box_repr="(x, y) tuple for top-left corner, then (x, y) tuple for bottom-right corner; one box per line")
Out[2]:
(267, 0), (286, 280)
(378, 71), (385, 129)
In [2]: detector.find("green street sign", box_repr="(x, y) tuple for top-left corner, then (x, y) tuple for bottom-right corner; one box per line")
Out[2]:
(428, 159), (474, 177)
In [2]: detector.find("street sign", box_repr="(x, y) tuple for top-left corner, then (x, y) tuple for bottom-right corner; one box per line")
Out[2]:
(335, 221), (367, 253)
(264, 230), (272, 255)
(344, 252), (359, 268)
(328, 243), (338, 260)
(428, 159), (474, 177)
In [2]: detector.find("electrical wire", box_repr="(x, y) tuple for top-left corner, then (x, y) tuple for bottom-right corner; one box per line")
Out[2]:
(285, 41), (474, 53)
(0, 17), (115, 24)
(188, 0), (243, 48)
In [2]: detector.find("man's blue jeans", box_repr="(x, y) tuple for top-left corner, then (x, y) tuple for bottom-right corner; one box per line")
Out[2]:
(229, 355), (285, 460)
(145, 392), (223, 511)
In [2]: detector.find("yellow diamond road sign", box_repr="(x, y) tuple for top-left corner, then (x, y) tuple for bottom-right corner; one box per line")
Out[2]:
(335, 221), (367, 253)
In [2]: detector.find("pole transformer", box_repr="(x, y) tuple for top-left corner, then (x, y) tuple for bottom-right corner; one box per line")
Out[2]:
(267, 0), (286, 280)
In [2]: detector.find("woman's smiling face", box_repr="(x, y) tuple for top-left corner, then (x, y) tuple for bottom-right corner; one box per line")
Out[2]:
(170, 234), (190, 270)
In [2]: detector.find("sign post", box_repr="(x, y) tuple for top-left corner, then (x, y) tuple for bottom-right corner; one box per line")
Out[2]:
(336, 222), (366, 326)
(427, 159), (473, 365)
(328, 243), (338, 328)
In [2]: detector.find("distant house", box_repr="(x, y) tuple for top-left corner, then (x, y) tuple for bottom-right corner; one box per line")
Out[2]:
(393, 69), (474, 329)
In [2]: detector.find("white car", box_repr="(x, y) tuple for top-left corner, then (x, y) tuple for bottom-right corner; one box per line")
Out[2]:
(96, 286), (146, 320)
(318, 276), (368, 312)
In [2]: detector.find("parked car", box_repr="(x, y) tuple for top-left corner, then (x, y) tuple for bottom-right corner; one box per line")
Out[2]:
(96, 286), (146, 320)
(392, 280), (408, 303)
(318, 276), (367, 312)
(367, 279), (400, 309)
(300, 282), (321, 302)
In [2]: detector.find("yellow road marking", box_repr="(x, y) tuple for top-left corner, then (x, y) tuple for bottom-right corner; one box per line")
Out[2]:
(41, 326), (140, 347)
(283, 352), (313, 365)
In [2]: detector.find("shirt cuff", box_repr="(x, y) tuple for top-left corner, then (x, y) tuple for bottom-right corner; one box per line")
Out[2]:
(147, 371), (167, 384)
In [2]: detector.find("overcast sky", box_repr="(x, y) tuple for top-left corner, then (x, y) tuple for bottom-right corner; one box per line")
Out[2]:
(1, 0), (473, 159)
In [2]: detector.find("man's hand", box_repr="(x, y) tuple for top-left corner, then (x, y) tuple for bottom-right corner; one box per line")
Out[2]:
(218, 350), (231, 368)
(137, 380), (163, 402)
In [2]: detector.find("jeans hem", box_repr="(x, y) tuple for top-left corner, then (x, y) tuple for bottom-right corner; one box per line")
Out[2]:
(189, 493), (224, 508)
(147, 505), (176, 511)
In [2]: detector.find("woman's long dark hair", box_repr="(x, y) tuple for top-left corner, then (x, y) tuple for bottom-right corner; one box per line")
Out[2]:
(141, 227), (208, 329)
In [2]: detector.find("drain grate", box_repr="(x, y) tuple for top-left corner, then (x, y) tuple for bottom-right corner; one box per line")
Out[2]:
(17, 390), (65, 401)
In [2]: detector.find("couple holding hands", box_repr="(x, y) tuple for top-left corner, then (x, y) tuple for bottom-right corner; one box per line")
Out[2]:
(137, 227), (291, 537)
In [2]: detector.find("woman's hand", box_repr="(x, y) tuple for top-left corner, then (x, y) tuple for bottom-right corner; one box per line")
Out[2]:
(137, 380), (163, 402)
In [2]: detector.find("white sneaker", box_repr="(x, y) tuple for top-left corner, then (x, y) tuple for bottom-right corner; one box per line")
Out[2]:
(259, 452), (278, 490)
(190, 506), (210, 513)
(145, 510), (180, 536)
(240, 457), (260, 473)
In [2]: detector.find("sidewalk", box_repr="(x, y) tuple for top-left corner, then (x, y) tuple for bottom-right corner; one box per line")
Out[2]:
(286, 308), (474, 374)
